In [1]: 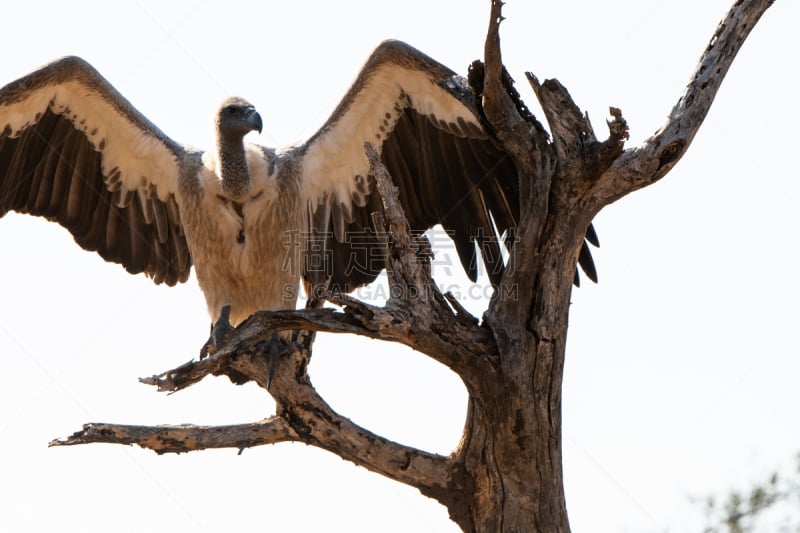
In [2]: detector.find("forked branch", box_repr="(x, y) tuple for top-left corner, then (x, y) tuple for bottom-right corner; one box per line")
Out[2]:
(54, 347), (450, 495)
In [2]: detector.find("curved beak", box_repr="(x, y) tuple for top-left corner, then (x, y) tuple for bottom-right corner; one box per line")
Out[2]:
(246, 109), (263, 134)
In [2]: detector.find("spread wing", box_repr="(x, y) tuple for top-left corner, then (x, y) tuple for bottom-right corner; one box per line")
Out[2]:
(0, 56), (192, 285)
(300, 40), (597, 293)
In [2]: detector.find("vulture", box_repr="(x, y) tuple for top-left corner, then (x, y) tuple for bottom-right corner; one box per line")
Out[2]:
(0, 40), (598, 349)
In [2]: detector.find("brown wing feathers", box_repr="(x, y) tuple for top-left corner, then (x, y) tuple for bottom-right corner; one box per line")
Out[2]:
(0, 108), (190, 285)
(305, 190), (385, 293)
(392, 108), (517, 285)
(312, 105), (519, 293)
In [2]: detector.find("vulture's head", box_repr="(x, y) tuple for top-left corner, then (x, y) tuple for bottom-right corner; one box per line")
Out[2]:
(215, 97), (263, 140)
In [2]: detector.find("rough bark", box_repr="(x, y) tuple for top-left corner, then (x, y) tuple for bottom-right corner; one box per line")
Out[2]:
(52, 1), (774, 531)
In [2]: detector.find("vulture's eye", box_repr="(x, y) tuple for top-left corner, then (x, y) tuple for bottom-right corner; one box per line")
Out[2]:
(225, 106), (238, 115)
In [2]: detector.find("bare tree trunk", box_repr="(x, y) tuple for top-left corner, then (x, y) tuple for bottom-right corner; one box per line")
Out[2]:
(52, 1), (774, 531)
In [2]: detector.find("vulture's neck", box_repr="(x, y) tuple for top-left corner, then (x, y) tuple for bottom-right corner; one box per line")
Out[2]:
(216, 133), (251, 199)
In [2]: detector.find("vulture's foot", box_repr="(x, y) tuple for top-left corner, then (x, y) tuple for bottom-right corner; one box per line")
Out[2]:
(200, 305), (235, 358)
(214, 334), (291, 388)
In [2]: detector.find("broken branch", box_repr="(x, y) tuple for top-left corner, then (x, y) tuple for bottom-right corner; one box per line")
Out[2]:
(593, 0), (775, 205)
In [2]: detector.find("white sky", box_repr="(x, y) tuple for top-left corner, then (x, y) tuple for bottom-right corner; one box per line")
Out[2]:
(1, 1), (798, 532)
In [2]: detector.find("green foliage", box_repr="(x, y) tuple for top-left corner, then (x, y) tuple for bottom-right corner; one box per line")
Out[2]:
(700, 454), (800, 533)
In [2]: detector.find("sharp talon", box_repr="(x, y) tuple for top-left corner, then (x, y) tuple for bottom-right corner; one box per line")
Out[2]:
(200, 336), (217, 358)
(266, 334), (288, 390)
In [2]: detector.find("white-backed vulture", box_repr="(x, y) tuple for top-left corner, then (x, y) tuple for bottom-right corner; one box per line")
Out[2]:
(0, 40), (598, 348)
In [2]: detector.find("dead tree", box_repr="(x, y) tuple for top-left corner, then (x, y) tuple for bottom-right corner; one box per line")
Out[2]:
(52, 0), (775, 531)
